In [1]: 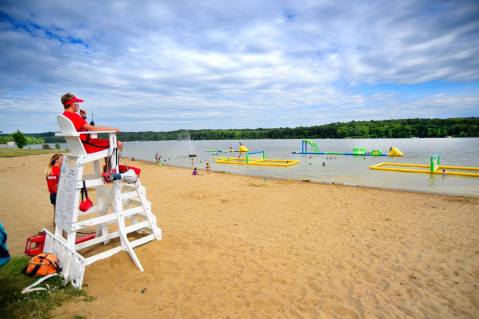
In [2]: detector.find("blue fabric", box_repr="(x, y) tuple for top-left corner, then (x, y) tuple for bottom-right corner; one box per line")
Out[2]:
(0, 223), (11, 266)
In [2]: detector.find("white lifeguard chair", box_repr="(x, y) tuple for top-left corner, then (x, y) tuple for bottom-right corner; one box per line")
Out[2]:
(43, 115), (161, 288)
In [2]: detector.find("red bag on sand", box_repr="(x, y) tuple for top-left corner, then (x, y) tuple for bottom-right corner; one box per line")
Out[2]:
(25, 232), (46, 256)
(119, 164), (141, 177)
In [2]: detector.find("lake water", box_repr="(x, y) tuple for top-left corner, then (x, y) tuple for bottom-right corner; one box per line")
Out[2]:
(120, 138), (479, 197)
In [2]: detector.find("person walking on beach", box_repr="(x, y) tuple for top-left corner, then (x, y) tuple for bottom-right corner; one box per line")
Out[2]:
(46, 154), (63, 227)
(61, 93), (123, 154)
(206, 162), (210, 174)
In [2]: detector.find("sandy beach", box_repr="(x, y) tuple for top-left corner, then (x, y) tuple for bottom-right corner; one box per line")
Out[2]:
(1, 153), (478, 318)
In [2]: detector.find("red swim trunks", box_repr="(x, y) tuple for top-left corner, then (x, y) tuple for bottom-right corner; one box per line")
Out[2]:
(83, 138), (110, 154)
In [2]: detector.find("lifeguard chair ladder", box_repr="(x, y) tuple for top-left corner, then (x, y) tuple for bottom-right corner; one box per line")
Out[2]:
(43, 115), (161, 288)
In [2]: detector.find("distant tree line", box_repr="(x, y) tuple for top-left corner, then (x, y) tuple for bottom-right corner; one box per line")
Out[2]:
(0, 130), (44, 147)
(3, 117), (478, 143)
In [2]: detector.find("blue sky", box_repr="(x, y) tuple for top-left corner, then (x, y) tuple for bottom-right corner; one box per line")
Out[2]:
(0, 0), (478, 133)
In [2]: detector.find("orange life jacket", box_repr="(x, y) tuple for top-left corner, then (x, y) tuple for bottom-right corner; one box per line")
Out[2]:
(24, 253), (60, 277)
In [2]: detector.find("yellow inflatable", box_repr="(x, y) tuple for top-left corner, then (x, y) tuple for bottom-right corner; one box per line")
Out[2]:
(388, 147), (403, 157)
(239, 145), (249, 152)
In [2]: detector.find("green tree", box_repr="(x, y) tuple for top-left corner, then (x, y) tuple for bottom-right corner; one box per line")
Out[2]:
(336, 127), (348, 138)
(11, 130), (28, 149)
(0, 135), (13, 144)
(26, 136), (44, 144)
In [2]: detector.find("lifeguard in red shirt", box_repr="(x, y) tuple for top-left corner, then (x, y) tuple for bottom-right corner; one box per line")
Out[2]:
(46, 154), (63, 227)
(61, 93), (123, 154)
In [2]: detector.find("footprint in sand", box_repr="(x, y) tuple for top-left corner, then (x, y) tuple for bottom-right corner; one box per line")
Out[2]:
(331, 305), (360, 319)
(307, 281), (322, 294)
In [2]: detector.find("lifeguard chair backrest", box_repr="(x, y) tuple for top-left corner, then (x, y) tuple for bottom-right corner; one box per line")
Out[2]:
(57, 115), (87, 156)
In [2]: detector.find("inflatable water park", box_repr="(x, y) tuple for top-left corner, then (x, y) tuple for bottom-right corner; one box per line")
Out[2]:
(369, 155), (479, 177)
(216, 151), (299, 167)
(292, 139), (404, 157)
(212, 145), (299, 167)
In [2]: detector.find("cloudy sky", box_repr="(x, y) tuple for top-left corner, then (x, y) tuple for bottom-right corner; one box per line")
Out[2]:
(0, 0), (478, 133)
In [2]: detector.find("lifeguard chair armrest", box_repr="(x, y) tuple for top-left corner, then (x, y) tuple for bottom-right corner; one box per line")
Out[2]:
(55, 131), (117, 137)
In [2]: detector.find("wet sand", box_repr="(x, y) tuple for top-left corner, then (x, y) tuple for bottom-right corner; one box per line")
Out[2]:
(1, 154), (478, 318)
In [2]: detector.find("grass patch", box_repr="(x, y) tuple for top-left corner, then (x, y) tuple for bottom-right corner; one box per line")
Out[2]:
(0, 256), (91, 319)
(0, 148), (60, 158)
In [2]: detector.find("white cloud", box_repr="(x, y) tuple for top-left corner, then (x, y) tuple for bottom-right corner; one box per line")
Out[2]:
(0, 0), (478, 132)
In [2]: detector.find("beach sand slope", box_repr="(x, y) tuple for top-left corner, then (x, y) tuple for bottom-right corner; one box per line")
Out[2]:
(0, 154), (478, 318)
